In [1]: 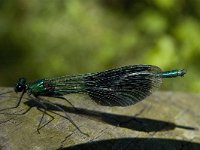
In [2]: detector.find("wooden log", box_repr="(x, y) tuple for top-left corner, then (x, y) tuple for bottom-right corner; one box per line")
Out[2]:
(0, 87), (199, 150)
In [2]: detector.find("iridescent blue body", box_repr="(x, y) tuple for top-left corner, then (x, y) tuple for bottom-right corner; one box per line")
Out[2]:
(15, 65), (186, 106)
(161, 70), (186, 78)
(0, 64), (186, 135)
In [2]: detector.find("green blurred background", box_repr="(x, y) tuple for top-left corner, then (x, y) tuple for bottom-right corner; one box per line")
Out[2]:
(0, 0), (199, 93)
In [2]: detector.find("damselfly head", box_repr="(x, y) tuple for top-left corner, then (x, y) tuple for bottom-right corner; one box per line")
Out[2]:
(15, 77), (27, 93)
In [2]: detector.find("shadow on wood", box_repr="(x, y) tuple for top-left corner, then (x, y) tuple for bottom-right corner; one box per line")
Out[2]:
(62, 137), (200, 150)
(23, 99), (196, 133)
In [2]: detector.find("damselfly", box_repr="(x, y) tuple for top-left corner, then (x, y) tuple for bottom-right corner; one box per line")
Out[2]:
(0, 64), (186, 134)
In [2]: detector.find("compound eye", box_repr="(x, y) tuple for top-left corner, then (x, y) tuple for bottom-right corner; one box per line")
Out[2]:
(15, 84), (25, 93)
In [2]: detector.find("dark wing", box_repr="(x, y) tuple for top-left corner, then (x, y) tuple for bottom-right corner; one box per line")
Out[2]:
(84, 65), (162, 106)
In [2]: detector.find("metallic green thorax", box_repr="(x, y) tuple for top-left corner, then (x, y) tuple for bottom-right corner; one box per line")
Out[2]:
(27, 74), (88, 96)
(27, 79), (54, 96)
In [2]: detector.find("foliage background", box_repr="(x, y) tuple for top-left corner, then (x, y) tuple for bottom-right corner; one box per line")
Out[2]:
(0, 0), (199, 92)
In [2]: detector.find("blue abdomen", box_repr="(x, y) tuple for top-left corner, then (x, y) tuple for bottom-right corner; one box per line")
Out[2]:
(161, 70), (186, 78)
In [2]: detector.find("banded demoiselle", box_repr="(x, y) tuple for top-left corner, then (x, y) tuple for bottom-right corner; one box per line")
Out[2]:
(0, 64), (186, 134)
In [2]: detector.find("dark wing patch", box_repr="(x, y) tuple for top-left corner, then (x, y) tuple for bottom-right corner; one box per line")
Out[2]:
(84, 65), (162, 106)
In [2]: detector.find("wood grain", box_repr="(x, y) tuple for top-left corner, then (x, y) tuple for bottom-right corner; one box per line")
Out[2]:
(0, 87), (199, 150)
